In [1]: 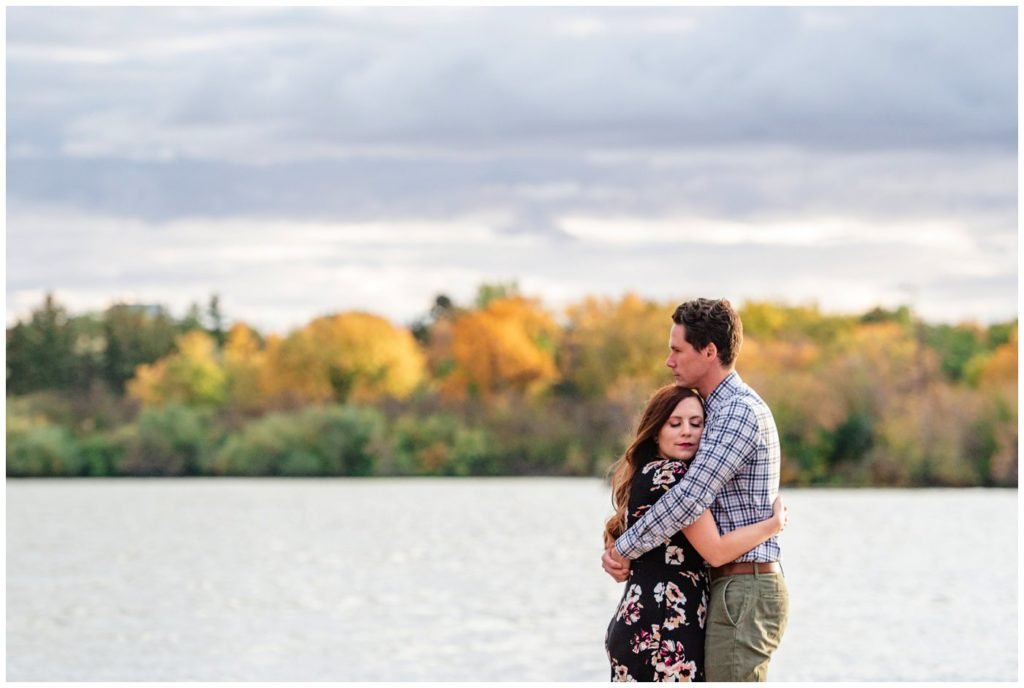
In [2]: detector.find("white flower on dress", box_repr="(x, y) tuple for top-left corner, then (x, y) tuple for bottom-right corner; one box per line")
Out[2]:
(643, 460), (687, 490)
(665, 545), (685, 565)
(611, 660), (635, 682)
(656, 658), (698, 682)
(654, 640), (698, 682)
(651, 467), (677, 487)
(663, 581), (685, 604)
(654, 581), (687, 629)
(630, 624), (662, 653)
(615, 584), (644, 626)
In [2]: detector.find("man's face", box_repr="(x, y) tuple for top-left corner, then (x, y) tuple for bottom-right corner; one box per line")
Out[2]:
(665, 324), (710, 387)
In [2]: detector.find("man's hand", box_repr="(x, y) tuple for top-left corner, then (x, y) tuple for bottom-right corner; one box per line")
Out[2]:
(602, 546), (631, 582)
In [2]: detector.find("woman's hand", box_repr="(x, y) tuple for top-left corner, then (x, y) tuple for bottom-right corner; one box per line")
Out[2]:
(771, 495), (789, 534)
(602, 546), (631, 583)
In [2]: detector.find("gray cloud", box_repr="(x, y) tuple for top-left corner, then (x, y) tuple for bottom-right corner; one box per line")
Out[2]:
(5, 6), (1017, 329)
(7, 7), (1016, 159)
(7, 147), (1015, 227)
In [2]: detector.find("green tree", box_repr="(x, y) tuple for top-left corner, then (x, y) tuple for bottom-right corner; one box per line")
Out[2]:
(410, 293), (456, 346)
(475, 281), (520, 308)
(207, 294), (227, 347)
(923, 322), (985, 381)
(101, 304), (179, 392)
(6, 293), (78, 393)
(180, 302), (204, 332)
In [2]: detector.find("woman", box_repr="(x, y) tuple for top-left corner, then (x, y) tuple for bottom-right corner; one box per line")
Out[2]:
(604, 385), (787, 682)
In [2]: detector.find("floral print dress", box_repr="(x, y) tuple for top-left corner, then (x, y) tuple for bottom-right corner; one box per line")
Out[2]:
(605, 459), (710, 682)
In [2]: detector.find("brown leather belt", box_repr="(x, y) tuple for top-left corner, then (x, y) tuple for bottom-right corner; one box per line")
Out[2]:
(709, 561), (781, 581)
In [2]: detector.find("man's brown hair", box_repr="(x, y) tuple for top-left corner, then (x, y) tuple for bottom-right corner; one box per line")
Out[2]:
(672, 298), (743, 367)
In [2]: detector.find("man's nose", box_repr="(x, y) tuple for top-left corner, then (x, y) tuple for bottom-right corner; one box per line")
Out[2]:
(665, 355), (674, 368)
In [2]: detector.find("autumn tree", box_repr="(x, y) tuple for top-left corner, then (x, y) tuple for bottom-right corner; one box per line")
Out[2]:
(966, 326), (1018, 484)
(440, 296), (559, 400)
(823, 321), (952, 484)
(558, 293), (676, 401)
(740, 334), (844, 484)
(127, 330), (227, 407)
(222, 322), (268, 413)
(740, 301), (855, 347)
(263, 312), (425, 404)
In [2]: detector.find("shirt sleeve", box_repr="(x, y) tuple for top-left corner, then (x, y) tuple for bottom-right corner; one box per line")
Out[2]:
(614, 398), (760, 559)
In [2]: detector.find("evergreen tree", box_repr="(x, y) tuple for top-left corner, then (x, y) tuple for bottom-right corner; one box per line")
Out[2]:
(6, 293), (77, 393)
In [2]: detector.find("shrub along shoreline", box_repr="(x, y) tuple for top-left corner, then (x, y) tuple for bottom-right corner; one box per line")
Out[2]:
(6, 388), (1015, 486)
(6, 395), (632, 480)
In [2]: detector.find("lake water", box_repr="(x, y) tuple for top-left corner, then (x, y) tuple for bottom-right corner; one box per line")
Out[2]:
(5, 479), (1018, 681)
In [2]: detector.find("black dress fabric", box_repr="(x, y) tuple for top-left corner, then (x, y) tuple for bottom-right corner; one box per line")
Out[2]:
(605, 459), (711, 682)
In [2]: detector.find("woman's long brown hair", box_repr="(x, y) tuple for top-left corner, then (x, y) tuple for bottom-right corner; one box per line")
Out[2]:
(603, 385), (705, 548)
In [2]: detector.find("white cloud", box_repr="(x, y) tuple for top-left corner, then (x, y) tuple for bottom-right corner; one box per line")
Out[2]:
(6, 45), (122, 64)
(558, 215), (979, 252)
(550, 17), (609, 39)
(6, 203), (1015, 334)
(799, 9), (849, 31)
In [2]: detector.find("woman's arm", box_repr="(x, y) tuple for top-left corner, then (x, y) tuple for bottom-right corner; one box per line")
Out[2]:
(682, 495), (787, 567)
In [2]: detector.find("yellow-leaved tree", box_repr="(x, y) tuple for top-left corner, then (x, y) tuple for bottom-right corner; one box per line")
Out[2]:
(975, 326), (1018, 392)
(559, 293), (676, 400)
(263, 312), (425, 404)
(222, 323), (268, 413)
(127, 330), (227, 407)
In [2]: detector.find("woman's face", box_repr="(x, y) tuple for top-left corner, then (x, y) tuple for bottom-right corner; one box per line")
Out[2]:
(656, 396), (705, 461)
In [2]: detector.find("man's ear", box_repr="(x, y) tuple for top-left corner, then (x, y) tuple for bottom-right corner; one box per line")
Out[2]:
(704, 342), (718, 361)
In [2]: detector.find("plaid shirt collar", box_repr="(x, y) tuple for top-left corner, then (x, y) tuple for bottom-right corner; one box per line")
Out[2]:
(705, 370), (741, 413)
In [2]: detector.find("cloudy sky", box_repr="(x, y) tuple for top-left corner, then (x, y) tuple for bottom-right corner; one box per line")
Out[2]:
(6, 6), (1018, 333)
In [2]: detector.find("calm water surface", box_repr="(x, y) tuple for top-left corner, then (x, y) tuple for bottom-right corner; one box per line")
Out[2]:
(6, 479), (1018, 681)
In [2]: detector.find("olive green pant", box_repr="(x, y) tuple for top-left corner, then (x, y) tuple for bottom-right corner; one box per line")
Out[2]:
(705, 571), (789, 682)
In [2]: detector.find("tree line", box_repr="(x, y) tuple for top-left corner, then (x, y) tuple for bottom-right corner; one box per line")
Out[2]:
(6, 287), (1017, 486)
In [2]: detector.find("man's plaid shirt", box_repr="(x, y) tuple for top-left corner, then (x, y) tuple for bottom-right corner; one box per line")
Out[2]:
(615, 371), (783, 563)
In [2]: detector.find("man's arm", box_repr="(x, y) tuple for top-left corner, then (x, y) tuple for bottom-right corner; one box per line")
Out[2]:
(613, 399), (759, 559)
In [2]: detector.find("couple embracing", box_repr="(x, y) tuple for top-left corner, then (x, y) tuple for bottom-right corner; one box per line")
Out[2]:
(602, 298), (790, 682)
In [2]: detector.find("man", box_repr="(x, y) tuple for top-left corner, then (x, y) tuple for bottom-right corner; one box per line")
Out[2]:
(601, 298), (789, 682)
